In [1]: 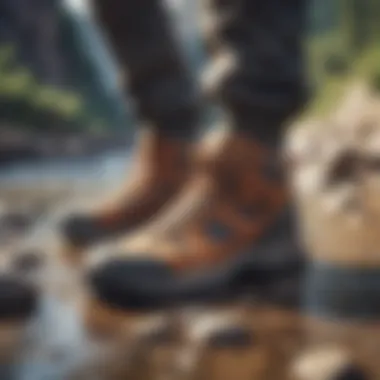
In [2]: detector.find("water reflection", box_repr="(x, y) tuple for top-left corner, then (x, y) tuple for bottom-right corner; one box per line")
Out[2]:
(0, 151), (131, 379)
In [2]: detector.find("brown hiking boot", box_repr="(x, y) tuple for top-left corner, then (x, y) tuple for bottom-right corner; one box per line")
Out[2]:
(118, 129), (287, 269)
(62, 129), (191, 248)
(88, 129), (303, 311)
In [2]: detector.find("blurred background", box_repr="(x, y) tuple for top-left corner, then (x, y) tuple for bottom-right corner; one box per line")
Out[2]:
(0, 0), (379, 205)
(0, 0), (201, 166)
(0, 0), (379, 166)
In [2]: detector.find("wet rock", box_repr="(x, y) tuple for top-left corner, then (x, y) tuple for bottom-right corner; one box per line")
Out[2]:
(205, 325), (255, 349)
(178, 311), (265, 380)
(334, 365), (368, 380)
(12, 251), (45, 274)
(0, 211), (34, 234)
(292, 346), (356, 380)
(135, 315), (180, 346)
(0, 276), (38, 321)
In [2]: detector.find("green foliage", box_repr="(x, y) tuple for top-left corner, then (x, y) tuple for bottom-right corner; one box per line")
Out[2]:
(2, 0), (379, 131)
(323, 54), (349, 76)
(0, 45), (102, 131)
(304, 0), (380, 118)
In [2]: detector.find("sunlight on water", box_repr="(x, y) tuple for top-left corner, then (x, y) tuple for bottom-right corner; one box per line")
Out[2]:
(0, 150), (131, 193)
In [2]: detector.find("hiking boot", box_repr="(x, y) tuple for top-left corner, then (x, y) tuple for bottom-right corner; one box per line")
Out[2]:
(87, 129), (304, 311)
(62, 129), (191, 248)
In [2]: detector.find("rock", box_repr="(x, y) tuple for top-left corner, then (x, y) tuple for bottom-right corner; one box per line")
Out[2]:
(292, 346), (352, 380)
(0, 211), (34, 233)
(12, 250), (45, 274)
(205, 325), (255, 349)
(334, 365), (368, 380)
(289, 84), (380, 266)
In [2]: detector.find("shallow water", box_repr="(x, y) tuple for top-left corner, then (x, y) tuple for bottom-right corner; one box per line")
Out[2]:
(0, 153), (130, 379)
(0, 150), (130, 194)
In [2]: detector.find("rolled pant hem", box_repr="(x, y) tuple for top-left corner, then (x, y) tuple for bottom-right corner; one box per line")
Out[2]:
(227, 105), (302, 146)
(143, 105), (200, 140)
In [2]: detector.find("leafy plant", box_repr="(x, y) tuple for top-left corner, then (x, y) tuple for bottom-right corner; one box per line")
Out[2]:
(0, 45), (102, 131)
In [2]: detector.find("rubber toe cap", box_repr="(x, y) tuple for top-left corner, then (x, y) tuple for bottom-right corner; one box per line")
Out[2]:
(88, 258), (175, 311)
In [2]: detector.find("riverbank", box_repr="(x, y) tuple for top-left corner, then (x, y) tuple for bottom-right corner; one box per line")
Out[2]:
(0, 127), (134, 167)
